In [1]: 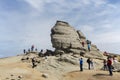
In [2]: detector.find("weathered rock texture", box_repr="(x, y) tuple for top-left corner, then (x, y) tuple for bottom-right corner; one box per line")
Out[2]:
(51, 21), (103, 59)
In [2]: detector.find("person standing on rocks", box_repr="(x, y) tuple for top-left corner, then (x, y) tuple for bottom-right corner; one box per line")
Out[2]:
(31, 45), (34, 52)
(90, 59), (94, 69)
(28, 49), (30, 53)
(86, 40), (91, 52)
(23, 49), (26, 54)
(35, 48), (38, 52)
(103, 59), (107, 71)
(87, 58), (91, 70)
(107, 57), (113, 76)
(81, 41), (85, 47)
(79, 58), (83, 71)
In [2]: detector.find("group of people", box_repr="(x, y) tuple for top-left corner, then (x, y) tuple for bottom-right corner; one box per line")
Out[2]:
(80, 57), (116, 76)
(81, 39), (91, 52)
(103, 56), (118, 76)
(79, 58), (94, 71)
(23, 45), (38, 54)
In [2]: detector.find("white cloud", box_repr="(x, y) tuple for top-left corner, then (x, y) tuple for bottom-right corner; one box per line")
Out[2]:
(0, 0), (120, 57)
(24, 0), (44, 10)
(94, 32), (120, 43)
(92, 0), (106, 7)
(79, 25), (95, 36)
(23, 0), (107, 13)
(101, 23), (113, 29)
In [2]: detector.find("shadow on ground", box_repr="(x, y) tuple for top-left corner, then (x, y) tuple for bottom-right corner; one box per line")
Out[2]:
(93, 73), (109, 77)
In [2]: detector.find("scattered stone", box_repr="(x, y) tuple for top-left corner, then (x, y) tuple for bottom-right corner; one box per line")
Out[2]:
(18, 75), (22, 79)
(42, 73), (49, 78)
(6, 77), (9, 79)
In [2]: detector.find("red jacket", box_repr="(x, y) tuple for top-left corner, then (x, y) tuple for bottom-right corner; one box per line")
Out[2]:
(107, 60), (112, 66)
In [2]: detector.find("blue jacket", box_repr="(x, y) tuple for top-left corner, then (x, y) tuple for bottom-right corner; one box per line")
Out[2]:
(80, 59), (83, 64)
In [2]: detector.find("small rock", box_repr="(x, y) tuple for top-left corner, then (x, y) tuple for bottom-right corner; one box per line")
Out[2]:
(6, 77), (9, 79)
(18, 75), (22, 79)
(42, 73), (49, 78)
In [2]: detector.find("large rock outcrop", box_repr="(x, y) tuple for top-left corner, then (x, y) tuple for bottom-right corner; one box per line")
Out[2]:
(51, 21), (82, 49)
(51, 21), (103, 59)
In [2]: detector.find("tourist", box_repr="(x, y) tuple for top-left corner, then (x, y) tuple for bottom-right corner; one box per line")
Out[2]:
(39, 49), (43, 57)
(107, 57), (113, 76)
(90, 59), (94, 69)
(113, 57), (118, 63)
(103, 59), (107, 71)
(79, 58), (83, 71)
(81, 41), (84, 47)
(87, 58), (91, 70)
(28, 49), (30, 52)
(31, 57), (36, 68)
(35, 48), (38, 52)
(103, 51), (109, 56)
(86, 40), (91, 52)
(23, 49), (26, 54)
(31, 45), (34, 52)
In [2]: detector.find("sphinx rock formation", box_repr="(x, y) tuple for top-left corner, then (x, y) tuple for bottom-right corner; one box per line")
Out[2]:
(51, 21), (103, 59)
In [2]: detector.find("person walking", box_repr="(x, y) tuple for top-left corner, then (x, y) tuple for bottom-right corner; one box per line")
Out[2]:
(79, 58), (83, 71)
(107, 57), (113, 76)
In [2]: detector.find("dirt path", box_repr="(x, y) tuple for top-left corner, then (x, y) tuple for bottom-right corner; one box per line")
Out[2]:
(0, 55), (120, 80)
(63, 70), (120, 80)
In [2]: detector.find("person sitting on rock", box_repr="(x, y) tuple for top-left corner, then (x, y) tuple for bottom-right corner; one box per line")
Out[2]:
(31, 57), (36, 68)
(39, 49), (43, 57)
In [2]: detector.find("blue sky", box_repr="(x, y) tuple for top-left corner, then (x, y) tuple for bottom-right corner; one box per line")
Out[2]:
(0, 0), (120, 58)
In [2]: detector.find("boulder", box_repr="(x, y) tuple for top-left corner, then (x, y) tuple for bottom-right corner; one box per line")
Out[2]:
(51, 21), (82, 49)
(113, 62), (120, 72)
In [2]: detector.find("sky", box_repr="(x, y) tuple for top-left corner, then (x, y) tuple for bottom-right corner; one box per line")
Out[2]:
(0, 0), (120, 58)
